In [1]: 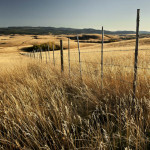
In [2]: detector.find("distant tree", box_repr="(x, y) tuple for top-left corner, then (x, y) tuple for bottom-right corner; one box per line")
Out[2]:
(33, 35), (38, 39)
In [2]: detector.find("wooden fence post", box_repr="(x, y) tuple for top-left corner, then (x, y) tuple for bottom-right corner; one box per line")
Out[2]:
(45, 50), (47, 63)
(40, 48), (42, 62)
(33, 50), (35, 59)
(32, 50), (34, 58)
(60, 40), (64, 72)
(53, 44), (55, 66)
(48, 44), (50, 62)
(34, 50), (36, 58)
(101, 26), (104, 91)
(68, 38), (71, 76)
(133, 9), (140, 100)
(77, 36), (82, 78)
(38, 49), (39, 59)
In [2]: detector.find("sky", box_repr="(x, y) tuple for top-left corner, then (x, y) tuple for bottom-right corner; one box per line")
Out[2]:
(0, 0), (150, 31)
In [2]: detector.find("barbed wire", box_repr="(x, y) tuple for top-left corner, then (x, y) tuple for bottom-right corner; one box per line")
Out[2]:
(26, 54), (150, 71)
(62, 58), (150, 70)
(22, 53), (148, 86)
(74, 68), (133, 84)
(26, 48), (150, 57)
(62, 48), (150, 54)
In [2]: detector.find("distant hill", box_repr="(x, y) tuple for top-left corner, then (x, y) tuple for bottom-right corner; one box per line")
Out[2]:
(0, 27), (150, 35)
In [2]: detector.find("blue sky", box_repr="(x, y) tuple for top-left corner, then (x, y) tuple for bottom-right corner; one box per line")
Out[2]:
(0, 0), (150, 31)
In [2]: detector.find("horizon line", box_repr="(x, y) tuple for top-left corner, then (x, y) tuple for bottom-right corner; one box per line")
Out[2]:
(0, 26), (150, 32)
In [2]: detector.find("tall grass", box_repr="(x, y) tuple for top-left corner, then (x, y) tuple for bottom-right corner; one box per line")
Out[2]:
(0, 61), (149, 150)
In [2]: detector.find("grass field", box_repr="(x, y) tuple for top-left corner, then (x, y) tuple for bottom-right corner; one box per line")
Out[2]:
(0, 34), (150, 149)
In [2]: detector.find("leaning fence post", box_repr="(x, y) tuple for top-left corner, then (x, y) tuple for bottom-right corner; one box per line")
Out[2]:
(60, 40), (64, 72)
(77, 36), (82, 79)
(53, 44), (55, 66)
(68, 38), (71, 76)
(133, 9), (140, 100)
(101, 26), (104, 91)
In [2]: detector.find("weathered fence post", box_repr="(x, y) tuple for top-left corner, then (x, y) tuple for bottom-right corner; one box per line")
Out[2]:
(77, 36), (82, 78)
(37, 49), (40, 60)
(36, 50), (38, 59)
(101, 26), (104, 91)
(68, 38), (71, 76)
(33, 50), (35, 59)
(53, 44), (55, 66)
(45, 50), (47, 63)
(32, 50), (34, 58)
(48, 44), (50, 62)
(40, 48), (42, 62)
(133, 9), (140, 100)
(34, 50), (36, 58)
(60, 40), (64, 72)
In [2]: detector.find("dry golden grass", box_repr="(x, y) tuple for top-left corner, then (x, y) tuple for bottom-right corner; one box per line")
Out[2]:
(0, 61), (149, 149)
(0, 34), (150, 149)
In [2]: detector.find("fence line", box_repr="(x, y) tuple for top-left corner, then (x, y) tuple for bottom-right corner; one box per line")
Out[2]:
(22, 43), (148, 87)
(23, 49), (150, 71)
(21, 9), (150, 99)
(62, 48), (150, 54)
(62, 59), (150, 70)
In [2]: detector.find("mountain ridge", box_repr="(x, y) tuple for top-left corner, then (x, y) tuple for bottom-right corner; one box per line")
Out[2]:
(0, 26), (150, 35)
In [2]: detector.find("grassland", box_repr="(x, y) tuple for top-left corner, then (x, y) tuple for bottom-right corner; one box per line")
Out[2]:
(0, 34), (150, 149)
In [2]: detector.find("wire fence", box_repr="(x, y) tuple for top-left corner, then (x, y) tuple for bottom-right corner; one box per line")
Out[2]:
(21, 9), (150, 100)
(21, 37), (150, 97)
